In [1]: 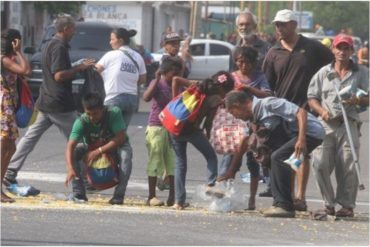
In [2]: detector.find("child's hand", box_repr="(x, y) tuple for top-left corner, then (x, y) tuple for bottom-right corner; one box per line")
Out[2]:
(155, 70), (161, 80)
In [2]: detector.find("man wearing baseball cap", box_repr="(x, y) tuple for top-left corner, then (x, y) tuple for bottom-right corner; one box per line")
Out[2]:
(160, 32), (188, 79)
(308, 34), (369, 218)
(262, 9), (334, 216)
(162, 32), (183, 58)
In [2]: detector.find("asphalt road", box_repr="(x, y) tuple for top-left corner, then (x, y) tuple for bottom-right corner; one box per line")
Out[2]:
(1, 97), (369, 246)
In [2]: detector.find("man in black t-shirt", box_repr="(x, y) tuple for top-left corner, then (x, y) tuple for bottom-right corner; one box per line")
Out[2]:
(5, 15), (95, 194)
(262, 9), (334, 212)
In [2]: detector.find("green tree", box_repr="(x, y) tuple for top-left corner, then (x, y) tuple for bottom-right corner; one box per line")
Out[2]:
(34, 1), (84, 18)
(302, 1), (369, 40)
(252, 1), (368, 40)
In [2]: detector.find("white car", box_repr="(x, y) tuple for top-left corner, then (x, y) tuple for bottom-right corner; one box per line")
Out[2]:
(152, 39), (235, 80)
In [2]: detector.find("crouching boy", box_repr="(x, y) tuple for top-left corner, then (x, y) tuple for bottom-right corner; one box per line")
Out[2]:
(65, 93), (132, 205)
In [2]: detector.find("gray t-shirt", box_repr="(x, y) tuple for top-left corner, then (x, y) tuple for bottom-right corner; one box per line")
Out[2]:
(307, 62), (369, 122)
(36, 36), (75, 113)
(252, 97), (325, 140)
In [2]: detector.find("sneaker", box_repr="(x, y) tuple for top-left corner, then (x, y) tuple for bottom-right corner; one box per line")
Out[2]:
(259, 188), (272, 197)
(205, 186), (225, 199)
(263, 206), (295, 218)
(68, 193), (88, 203)
(336, 207), (354, 217)
(293, 198), (307, 211)
(146, 197), (164, 206)
(6, 184), (40, 197)
(109, 197), (123, 205)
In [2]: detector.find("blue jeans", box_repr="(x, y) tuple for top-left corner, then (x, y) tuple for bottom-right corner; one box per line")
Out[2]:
(219, 153), (259, 178)
(72, 142), (133, 200)
(104, 93), (138, 129)
(171, 130), (218, 205)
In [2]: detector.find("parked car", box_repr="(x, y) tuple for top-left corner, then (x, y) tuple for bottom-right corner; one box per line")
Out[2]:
(152, 39), (235, 80)
(24, 21), (119, 112)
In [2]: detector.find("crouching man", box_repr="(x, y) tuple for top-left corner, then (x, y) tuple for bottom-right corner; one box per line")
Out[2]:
(219, 90), (325, 217)
(65, 93), (133, 205)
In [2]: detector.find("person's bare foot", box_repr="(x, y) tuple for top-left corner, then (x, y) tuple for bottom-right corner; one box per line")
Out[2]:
(1, 192), (15, 203)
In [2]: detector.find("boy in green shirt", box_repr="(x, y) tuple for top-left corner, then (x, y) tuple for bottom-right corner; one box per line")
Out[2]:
(65, 93), (132, 205)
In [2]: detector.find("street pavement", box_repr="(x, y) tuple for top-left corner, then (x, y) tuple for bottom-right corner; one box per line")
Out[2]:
(1, 96), (369, 246)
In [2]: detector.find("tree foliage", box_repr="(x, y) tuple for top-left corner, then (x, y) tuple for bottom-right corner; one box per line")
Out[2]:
(249, 1), (368, 40)
(34, 1), (85, 17)
(302, 1), (369, 40)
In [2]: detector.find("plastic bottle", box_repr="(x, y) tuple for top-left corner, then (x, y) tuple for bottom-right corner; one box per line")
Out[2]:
(240, 172), (251, 183)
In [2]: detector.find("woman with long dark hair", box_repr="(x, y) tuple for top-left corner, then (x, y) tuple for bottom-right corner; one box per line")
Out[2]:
(1, 28), (31, 202)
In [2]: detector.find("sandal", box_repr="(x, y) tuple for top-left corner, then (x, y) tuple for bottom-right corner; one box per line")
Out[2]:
(172, 202), (190, 210)
(205, 186), (225, 199)
(311, 206), (335, 220)
(336, 207), (354, 217)
(293, 198), (307, 211)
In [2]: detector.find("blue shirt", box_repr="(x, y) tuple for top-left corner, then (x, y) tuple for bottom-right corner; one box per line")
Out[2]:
(232, 71), (273, 96)
(252, 97), (325, 140)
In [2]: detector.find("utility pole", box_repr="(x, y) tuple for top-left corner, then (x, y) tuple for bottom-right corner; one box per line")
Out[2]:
(257, 1), (263, 32)
(205, 1), (209, 35)
(190, 1), (201, 38)
(190, 1), (194, 36)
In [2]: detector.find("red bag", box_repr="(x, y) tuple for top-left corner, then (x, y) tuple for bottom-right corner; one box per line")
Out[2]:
(159, 85), (206, 136)
(15, 77), (36, 128)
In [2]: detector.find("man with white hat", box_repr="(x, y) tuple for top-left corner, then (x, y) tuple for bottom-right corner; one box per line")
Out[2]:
(262, 9), (334, 213)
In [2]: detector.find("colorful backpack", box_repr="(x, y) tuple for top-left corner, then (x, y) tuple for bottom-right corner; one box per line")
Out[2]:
(81, 110), (120, 190)
(159, 85), (206, 136)
(15, 76), (37, 128)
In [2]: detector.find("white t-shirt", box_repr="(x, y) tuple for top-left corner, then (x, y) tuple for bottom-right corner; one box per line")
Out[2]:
(97, 46), (146, 102)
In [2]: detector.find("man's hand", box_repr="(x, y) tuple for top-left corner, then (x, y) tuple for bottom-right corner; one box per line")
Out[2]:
(78, 58), (96, 71)
(217, 169), (236, 182)
(65, 169), (77, 187)
(84, 149), (101, 166)
(294, 138), (306, 158)
(343, 95), (360, 106)
(320, 109), (331, 122)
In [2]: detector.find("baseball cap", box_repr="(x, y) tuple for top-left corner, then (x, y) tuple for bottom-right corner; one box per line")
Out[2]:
(164, 32), (183, 43)
(333, 34), (353, 48)
(272, 9), (298, 23)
